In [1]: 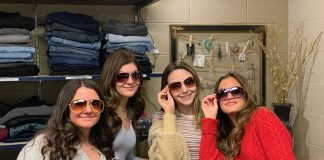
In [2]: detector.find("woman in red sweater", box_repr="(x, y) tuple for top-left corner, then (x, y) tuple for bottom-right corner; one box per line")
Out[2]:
(200, 72), (295, 160)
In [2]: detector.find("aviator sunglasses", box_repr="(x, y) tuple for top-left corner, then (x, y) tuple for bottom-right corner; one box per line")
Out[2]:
(215, 86), (246, 102)
(69, 99), (104, 113)
(116, 71), (141, 83)
(168, 77), (196, 93)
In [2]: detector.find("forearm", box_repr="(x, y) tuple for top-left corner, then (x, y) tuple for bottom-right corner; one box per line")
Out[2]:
(200, 118), (223, 160)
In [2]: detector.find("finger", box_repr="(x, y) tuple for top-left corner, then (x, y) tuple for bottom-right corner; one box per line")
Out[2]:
(161, 85), (169, 93)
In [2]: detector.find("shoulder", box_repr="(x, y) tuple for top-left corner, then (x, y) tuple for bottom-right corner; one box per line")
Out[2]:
(252, 107), (274, 117)
(28, 133), (47, 147)
(250, 106), (283, 128)
(17, 133), (48, 160)
(152, 111), (164, 123)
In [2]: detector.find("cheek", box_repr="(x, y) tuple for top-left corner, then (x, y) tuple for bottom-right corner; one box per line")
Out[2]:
(69, 112), (77, 123)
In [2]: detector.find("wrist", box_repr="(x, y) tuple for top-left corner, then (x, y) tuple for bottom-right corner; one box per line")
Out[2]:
(164, 109), (174, 114)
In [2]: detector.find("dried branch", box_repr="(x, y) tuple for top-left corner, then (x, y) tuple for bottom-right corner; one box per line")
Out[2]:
(255, 24), (322, 106)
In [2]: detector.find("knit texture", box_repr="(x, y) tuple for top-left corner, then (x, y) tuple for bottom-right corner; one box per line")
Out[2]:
(148, 113), (191, 160)
(200, 107), (295, 160)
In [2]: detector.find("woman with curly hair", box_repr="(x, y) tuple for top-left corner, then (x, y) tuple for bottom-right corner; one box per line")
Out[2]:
(17, 79), (115, 160)
(200, 72), (295, 160)
(99, 49), (145, 160)
(148, 62), (204, 160)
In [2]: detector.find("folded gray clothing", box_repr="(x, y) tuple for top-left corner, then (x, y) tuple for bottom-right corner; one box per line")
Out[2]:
(0, 105), (54, 125)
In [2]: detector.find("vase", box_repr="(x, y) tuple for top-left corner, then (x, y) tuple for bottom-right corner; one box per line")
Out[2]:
(272, 103), (293, 131)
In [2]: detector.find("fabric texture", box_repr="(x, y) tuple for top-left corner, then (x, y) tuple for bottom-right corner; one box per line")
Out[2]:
(113, 123), (139, 160)
(17, 134), (107, 160)
(148, 113), (190, 160)
(199, 107), (295, 160)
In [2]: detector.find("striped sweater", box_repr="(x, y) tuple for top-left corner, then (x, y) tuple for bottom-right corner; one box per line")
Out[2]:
(148, 111), (201, 160)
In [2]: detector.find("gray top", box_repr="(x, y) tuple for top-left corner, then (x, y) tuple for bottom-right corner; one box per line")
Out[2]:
(113, 123), (139, 160)
(17, 134), (106, 160)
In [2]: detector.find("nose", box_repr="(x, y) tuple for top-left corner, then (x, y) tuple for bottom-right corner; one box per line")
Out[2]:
(83, 102), (93, 113)
(180, 83), (188, 93)
(126, 75), (134, 83)
(225, 92), (234, 100)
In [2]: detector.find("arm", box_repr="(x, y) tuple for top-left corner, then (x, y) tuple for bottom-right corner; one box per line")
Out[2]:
(200, 94), (225, 160)
(200, 118), (225, 160)
(148, 113), (190, 160)
(254, 108), (295, 160)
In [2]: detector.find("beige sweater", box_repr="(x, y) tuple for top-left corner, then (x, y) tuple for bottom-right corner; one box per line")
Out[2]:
(148, 113), (190, 160)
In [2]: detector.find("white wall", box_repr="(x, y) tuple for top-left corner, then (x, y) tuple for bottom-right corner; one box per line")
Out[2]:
(289, 0), (324, 159)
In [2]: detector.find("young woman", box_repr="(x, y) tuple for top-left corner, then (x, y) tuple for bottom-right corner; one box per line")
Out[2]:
(17, 79), (115, 160)
(148, 62), (204, 160)
(99, 49), (145, 160)
(200, 72), (295, 160)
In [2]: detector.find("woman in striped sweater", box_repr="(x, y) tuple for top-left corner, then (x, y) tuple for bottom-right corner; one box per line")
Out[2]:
(148, 62), (204, 160)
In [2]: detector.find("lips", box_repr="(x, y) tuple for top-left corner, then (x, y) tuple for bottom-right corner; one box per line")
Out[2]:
(224, 101), (237, 106)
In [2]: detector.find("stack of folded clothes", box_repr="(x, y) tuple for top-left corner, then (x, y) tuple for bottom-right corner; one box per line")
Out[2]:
(0, 96), (53, 143)
(102, 20), (153, 74)
(0, 11), (39, 76)
(44, 12), (102, 75)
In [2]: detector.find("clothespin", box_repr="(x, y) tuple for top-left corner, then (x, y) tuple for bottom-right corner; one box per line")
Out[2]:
(209, 34), (214, 42)
(238, 40), (250, 62)
(226, 42), (229, 54)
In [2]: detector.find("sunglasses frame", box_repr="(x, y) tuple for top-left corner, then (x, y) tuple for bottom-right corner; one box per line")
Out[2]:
(69, 99), (104, 113)
(116, 71), (142, 83)
(215, 86), (246, 102)
(168, 76), (197, 93)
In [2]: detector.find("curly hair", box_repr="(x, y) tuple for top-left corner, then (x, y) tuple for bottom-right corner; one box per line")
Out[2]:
(160, 61), (204, 128)
(99, 49), (145, 139)
(28, 79), (115, 160)
(214, 72), (257, 159)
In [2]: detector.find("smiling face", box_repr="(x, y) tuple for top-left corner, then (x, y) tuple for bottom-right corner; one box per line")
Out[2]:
(217, 76), (246, 121)
(116, 62), (140, 99)
(69, 86), (100, 131)
(167, 69), (197, 109)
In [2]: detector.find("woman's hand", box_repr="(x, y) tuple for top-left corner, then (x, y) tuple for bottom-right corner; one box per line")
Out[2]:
(202, 94), (218, 119)
(157, 86), (175, 114)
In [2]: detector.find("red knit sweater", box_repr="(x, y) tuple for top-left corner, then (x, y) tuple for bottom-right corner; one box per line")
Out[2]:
(199, 107), (295, 160)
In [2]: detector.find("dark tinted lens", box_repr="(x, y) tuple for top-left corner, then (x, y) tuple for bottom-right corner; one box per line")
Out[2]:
(230, 87), (245, 98)
(169, 82), (182, 93)
(216, 86), (245, 102)
(184, 77), (196, 88)
(70, 99), (87, 113)
(131, 72), (141, 82)
(216, 89), (227, 101)
(90, 99), (104, 113)
(116, 73), (129, 82)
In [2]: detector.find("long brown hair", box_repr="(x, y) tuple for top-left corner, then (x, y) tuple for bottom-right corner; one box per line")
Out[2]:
(161, 61), (203, 127)
(214, 72), (257, 159)
(27, 79), (115, 160)
(99, 49), (145, 138)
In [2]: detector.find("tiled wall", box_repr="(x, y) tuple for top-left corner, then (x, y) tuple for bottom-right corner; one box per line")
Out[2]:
(289, 0), (324, 159)
(142, 0), (289, 117)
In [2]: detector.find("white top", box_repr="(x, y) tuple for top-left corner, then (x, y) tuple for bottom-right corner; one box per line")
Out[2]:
(113, 123), (139, 160)
(16, 134), (106, 160)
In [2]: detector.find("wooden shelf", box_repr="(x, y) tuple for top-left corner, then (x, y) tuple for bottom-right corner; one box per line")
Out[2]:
(0, 0), (158, 7)
(0, 73), (162, 82)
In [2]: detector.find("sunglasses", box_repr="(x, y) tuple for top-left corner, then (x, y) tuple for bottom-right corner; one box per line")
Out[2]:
(168, 77), (196, 93)
(215, 86), (246, 102)
(69, 99), (104, 113)
(116, 71), (141, 83)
